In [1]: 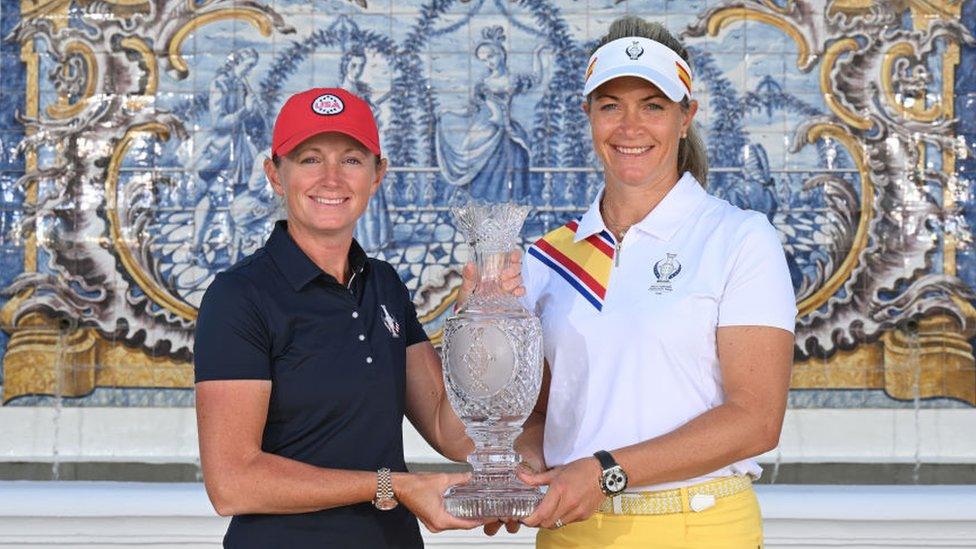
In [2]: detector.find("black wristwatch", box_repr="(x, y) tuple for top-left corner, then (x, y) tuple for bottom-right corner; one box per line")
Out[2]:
(594, 450), (628, 496)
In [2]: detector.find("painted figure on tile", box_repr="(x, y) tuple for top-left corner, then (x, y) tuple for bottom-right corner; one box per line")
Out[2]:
(340, 48), (392, 111)
(228, 151), (279, 263)
(435, 27), (550, 203)
(728, 143), (778, 221)
(340, 47), (393, 252)
(189, 47), (269, 257)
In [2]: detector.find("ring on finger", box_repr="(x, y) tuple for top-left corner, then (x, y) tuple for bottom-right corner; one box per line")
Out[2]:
(554, 518), (564, 529)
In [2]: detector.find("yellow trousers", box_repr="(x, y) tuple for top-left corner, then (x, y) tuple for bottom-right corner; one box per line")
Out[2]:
(537, 487), (763, 549)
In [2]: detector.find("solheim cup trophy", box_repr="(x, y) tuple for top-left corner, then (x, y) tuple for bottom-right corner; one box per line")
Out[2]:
(441, 203), (544, 519)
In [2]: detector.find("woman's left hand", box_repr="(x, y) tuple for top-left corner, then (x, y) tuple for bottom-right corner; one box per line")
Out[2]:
(456, 250), (526, 309)
(518, 457), (605, 529)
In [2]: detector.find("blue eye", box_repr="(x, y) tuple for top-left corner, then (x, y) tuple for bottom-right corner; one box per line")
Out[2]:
(300, 156), (320, 164)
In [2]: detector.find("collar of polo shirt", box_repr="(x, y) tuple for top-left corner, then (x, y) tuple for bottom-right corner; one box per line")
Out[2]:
(265, 220), (368, 290)
(575, 173), (708, 243)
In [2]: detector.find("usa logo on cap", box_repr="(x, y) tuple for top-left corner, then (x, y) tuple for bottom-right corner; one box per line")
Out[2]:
(311, 93), (344, 115)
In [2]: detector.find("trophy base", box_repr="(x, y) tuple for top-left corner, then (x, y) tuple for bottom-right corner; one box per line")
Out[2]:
(443, 479), (544, 519)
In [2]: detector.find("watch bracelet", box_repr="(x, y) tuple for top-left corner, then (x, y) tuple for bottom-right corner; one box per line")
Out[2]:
(376, 467), (394, 499)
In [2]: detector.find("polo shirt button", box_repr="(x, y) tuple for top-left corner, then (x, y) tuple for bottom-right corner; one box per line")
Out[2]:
(359, 334), (366, 341)
(352, 311), (359, 319)
(366, 356), (373, 364)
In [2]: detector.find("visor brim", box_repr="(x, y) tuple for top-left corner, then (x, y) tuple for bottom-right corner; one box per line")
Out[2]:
(583, 65), (689, 102)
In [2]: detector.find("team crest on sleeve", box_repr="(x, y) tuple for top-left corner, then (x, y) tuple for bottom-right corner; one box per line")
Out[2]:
(380, 305), (401, 338)
(649, 253), (682, 294)
(311, 93), (344, 115)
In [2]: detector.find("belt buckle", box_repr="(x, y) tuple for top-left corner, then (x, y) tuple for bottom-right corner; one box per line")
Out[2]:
(689, 493), (716, 512)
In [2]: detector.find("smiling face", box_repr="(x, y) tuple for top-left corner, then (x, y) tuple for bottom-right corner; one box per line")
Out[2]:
(264, 132), (385, 243)
(584, 76), (697, 191)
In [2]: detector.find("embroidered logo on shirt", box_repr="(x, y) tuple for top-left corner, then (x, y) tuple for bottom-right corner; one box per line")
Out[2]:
(528, 220), (615, 311)
(380, 305), (400, 338)
(649, 253), (682, 294)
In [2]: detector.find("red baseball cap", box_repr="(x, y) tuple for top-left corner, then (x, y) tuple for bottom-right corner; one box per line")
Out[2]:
(271, 88), (381, 158)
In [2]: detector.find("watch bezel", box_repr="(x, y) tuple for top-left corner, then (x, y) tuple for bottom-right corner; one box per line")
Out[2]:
(600, 464), (628, 496)
(373, 496), (398, 511)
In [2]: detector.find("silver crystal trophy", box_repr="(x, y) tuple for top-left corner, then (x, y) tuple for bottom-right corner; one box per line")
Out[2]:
(441, 203), (544, 519)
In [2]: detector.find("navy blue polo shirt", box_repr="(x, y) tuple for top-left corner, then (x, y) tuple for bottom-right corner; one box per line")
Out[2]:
(194, 220), (427, 549)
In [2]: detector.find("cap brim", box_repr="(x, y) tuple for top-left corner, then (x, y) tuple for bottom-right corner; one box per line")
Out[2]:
(583, 65), (688, 102)
(275, 126), (381, 158)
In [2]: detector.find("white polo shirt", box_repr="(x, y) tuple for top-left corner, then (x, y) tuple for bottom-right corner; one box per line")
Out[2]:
(521, 172), (797, 491)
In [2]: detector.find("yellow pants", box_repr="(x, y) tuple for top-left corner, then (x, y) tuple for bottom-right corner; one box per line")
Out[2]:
(536, 486), (763, 549)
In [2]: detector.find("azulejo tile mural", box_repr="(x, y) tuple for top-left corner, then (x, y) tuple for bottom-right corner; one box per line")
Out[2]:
(0, 0), (974, 408)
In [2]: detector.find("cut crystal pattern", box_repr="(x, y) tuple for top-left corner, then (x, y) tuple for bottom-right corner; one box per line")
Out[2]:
(441, 203), (544, 519)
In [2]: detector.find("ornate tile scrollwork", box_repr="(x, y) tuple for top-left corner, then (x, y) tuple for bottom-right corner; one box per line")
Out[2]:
(0, 0), (974, 407)
(687, 0), (976, 404)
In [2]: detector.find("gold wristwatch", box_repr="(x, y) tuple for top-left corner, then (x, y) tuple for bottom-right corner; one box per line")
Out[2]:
(373, 467), (398, 511)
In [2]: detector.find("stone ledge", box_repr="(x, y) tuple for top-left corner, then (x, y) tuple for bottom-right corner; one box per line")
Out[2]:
(1, 482), (975, 549)
(3, 461), (976, 484)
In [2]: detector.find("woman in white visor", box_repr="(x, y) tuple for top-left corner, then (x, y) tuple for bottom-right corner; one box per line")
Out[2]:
(507, 16), (797, 548)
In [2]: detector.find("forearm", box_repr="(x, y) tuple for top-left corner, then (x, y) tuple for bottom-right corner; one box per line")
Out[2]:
(405, 342), (474, 462)
(430, 397), (474, 461)
(203, 451), (375, 516)
(614, 401), (780, 487)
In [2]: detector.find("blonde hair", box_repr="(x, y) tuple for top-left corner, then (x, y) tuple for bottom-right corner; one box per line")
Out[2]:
(591, 16), (708, 185)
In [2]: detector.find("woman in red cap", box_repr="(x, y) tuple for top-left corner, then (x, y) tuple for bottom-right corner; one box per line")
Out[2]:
(494, 16), (796, 548)
(193, 88), (518, 547)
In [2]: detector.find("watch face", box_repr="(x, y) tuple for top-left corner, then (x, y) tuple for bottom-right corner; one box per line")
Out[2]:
(374, 497), (398, 511)
(603, 466), (628, 494)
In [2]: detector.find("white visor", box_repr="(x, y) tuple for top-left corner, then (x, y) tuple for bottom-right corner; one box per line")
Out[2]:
(582, 36), (693, 101)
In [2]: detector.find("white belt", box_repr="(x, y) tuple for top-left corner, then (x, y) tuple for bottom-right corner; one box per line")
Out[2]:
(598, 475), (753, 515)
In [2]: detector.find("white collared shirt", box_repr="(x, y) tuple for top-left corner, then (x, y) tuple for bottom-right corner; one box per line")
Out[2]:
(521, 172), (797, 491)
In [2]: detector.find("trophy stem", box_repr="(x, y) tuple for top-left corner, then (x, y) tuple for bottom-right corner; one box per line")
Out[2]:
(465, 418), (522, 479)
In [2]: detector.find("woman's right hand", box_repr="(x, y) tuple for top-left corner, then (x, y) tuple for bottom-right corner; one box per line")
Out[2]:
(392, 472), (486, 533)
